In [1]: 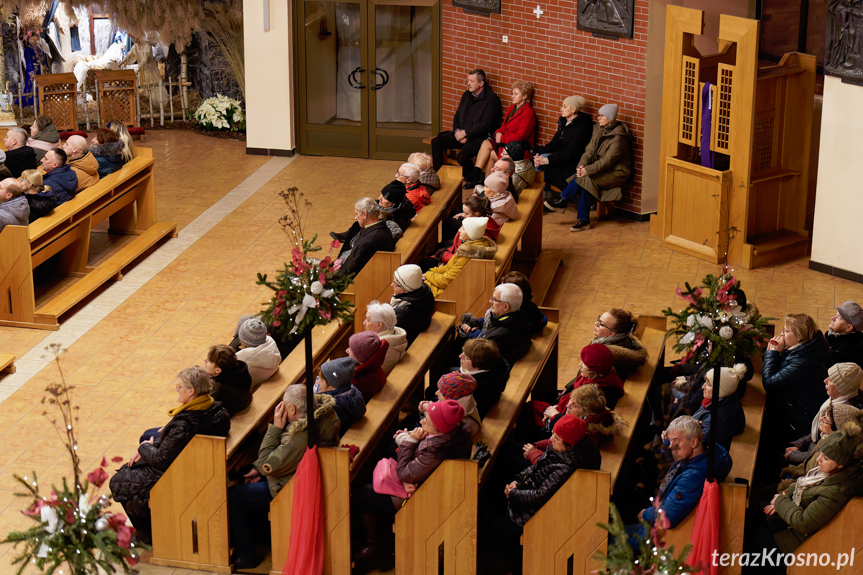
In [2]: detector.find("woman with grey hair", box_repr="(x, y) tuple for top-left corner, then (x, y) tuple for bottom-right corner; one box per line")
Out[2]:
(363, 300), (408, 373)
(332, 196), (396, 277)
(109, 367), (231, 544)
(395, 162), (430, 212)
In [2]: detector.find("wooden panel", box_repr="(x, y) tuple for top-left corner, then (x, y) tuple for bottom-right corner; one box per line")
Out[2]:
(342, 251), (401, 332)
(713, 64), (735, 153)
(493, 181), (543, 281)
(35, 73), (78, 131)
(679, 57), (700, 146)
(0, 226), (36, 327)
(527, 249), (562, 306)
(96, 69), (137, 127)
(749, 177), (782, 238)
(787, 498), (863, 575)
(437, 259), (496, 320)
(0, 354), (15, 373)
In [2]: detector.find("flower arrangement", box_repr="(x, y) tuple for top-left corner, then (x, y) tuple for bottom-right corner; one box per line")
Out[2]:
(192, 94), (245, 132)
(662, 273), (773, 368)
(2, 344), (146, 575)
(256, 187), (354, 341)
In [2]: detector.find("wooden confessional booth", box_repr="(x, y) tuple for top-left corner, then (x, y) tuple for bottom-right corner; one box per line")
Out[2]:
(650, 6), (816, 270)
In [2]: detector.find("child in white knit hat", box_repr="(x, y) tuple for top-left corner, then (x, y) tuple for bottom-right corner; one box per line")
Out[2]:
(423, 217), (498, 298)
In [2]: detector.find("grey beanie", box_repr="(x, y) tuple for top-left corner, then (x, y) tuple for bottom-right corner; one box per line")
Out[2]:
(321, 356), (357, 389)
(235, 314), (257, 337)
(238, 317), (268, 347)
(599, 103), (618, 122)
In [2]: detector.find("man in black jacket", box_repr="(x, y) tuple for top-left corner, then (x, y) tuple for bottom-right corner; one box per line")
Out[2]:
(459, 283), (533, 362)
(2, 127), (38, 178)
(431, 69), (501, 177)
(335, 197), (396, 277)
(827, 301), (863, 368)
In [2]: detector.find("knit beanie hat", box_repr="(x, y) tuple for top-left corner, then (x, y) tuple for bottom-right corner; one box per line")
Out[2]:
(461, 216), (489, 241)
(320, 357), (357, 389)
(829, 401), (861, 431)
(394, 264), (423, 292)
(828, 362), (863, 396)
(381, 180), (407, 205)
(238, 317), (268, 347)
(599, 103), (618, 122)
(483, 171), (509, 196)
(820, 419), (863, 467)
(502, 140), (527, 161)
(428, 399), (465, 434)
(235, 314), (257, 337)
(563, 96), (583, 114)
(837, 301), (863, 332)
(349, 331), (381, 364)
(580, 344), (614, 374)
(705, 363), (748, 398)
(553, 414), (587, 447)
(437, 372), (477, 400)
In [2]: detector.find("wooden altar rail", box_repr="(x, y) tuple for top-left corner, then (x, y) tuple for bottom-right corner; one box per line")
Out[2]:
(0, 148), (177, 330)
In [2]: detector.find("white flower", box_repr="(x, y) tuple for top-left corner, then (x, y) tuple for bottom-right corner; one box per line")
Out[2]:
(41, 505), (59, 534)
(680, 331), (696, 345)
(685, 315), (696, 327)
(719, 326), (734, 339)
(322, 289), (334, 298)
(78, 493), (92, 516)
(311, 281), (324, 294)
(699, 316), (714, 329)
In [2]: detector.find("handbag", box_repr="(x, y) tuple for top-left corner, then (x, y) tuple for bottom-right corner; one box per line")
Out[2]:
(372, 457), (409, 499)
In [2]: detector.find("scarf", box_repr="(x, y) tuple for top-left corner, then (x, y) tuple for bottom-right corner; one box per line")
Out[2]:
(591, 332), (631, 347)
(792, 466), (829, 506)
(810, 393), (857, 441)
(460, 367), (489, 376)
(168, 394), (214, 417)
(701, 398), (712, 409)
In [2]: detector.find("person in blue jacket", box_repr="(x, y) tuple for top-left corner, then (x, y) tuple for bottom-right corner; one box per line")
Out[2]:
(315, 356), (366, 437)
(40, 149), (78, 204)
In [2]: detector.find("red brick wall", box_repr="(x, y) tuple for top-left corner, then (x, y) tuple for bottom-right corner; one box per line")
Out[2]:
(442, 0), (650, 213)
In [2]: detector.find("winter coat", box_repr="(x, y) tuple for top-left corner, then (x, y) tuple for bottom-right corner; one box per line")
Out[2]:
(590, 333), (649, 382)
(559, 370), (625, 410)
(352, 339), (390, 401)
(520, 298), (548, 335)
(109, 400), (231, 517)
(26, 190), (58, 222)
(691, 395), (746, 450)
(69, 151), (101, 191)
(534, 113), (594, 168)
(493, 103), (537, 153)
(406, 181), (431, 212)
(511, 158), (536, 197)
(325, 384), (366, 437)
(441, 217), (500, 264)
(468, 358), (512, 419)
(42, 165), (79, 204)
(381, 198), (416, 238)
(675, 354), (754, 417)
(236, 336), (282, 388)
(773, 464), (863, 552)
(425, 236), (498, 298)
(763, 332), (830, 442)
(452, 84), (501, 140)
(27, 124), (61, 161)
(575, 121), (632, 202)
(508, 437), (602, 526)
(379, 326), (408, 373)
(488, 190), (518, 226)
(4, 146), (39, 177)
(530, 410), (624, 461)
(339, 221), (396, 278)
(0, 196), (31, 233)
(254, 394), (341, 497)
(457, 394), (482, 436)
(826, 331), (863, 369)
(641, 444), (732, 529)
(211, 360), (253, 416)
(475, 308), (533, 362)
(419, 169), (441, 191)
(391, 284), (436, 345)
(90, 141), (127, 176)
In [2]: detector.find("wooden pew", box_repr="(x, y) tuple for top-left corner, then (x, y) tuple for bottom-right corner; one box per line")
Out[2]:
(342, 251), (402, 332)
(787, 498), (863, 575)
(521, 315), (668, 575)
(0, 354), (15, 374)
(0, 148), (176, 330)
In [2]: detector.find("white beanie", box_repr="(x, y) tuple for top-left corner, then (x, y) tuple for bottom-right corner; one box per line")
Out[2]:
(461, 217), (489, 241)
(705, 363), (747, 398)
(393, 264), (423, 292)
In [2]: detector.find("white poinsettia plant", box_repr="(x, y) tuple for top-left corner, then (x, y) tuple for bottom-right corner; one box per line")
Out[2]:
(193, 94), (246, 132)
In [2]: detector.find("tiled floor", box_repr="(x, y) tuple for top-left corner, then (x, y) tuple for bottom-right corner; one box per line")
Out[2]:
(0, 131), (861, 574)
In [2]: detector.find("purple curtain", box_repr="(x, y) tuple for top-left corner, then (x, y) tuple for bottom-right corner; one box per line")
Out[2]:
(701, 83), (714, 169)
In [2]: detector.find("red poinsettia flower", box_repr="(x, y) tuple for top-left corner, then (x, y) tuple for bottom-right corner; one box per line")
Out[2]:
(87, 467), (109, 489)
(22, 500), (45, 516)
(111, 456), (124, 463)
(66, 507), (75, 524)
(330, 239), (340, 252)
(272, 320), (281, 327)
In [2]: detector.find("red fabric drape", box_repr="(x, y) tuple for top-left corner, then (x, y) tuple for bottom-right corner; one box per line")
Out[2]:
(689, 479), (720, 575)
(283, 446), (324, 575)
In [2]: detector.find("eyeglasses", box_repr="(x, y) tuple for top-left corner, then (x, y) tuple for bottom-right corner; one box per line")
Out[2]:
(176, 384), (192, 392)
(489, 297), (504, 304)
(596, 316), (610, 329)
(395, 172), (406, 178)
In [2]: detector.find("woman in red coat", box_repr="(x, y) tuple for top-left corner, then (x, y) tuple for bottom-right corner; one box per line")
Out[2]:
(464, 80), (537, 188)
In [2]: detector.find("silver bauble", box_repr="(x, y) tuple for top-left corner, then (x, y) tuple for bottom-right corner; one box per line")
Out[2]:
(95, 517), (110, 531)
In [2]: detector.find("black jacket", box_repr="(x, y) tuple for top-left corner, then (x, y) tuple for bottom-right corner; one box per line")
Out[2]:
(43, 164), (79, 204)
(692, 395), (746, 450)
(212, 361), (253, 416)
(26, 191), (57, 222)
(452, 84), (501, 140)
(507, 436), (601, 526)
(391, 284), (436, 345)
(533, 113), (594, 167)
(4, 146), (38, 178)
(109, 401), (231, 518)
(90, 141), (127, 177)
(483, 309), (533, 362)
(339, 221), (396, 277)
(520, 298), (548, 335)
(470, 358), (512, 419)
(382, 198), (416, 233)
(826, 331), (863, 369)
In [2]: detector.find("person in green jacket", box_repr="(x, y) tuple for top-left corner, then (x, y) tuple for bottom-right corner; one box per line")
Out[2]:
(228, 384), (340, 569)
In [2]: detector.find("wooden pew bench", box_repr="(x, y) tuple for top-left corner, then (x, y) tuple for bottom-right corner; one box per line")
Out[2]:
(342, 251), (402, 332)
(0, 147), (176, 330)
(787, 498), (863, 575)
(0, 354), (16, 374)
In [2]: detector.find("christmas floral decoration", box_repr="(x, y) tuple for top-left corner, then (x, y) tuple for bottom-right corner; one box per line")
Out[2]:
(662, 273), (773, 368)
(192, 94), (245, 132)
(256, 187), (354, 341)
(2, 344), (147, 575)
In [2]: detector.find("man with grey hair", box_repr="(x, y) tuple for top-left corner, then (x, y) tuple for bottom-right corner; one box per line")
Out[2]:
(2, 127), (38, 177)
(61, 134), (100, 190)
(228, 383), (340, 568)
(333, 196), (396, 277)
(0, 177), (30, 233)
(458, 282), (532, 362)
(395, 162), (430, 211)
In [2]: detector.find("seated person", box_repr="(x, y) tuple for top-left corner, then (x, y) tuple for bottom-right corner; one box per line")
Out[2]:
(587, 308), (647, 382)
(409, 151), (440, 194)
(499, 140), (535, 200)
(20, 169), (57, 222)
(430, 69), (501, 177)
(459, 283), (533, 362)
(353, 399), (471, 571)
(40, 149), (78, 204)
(390, 264), (435, 345)
(474, 156), (515, 196)
(61, 135), (101, 191)
(0, 178), (30, 232)
(228, 385), (339, 569)
(481, 171), (518, 227)
(535, 95), (593, 204)
(3, 127), (38, 177)
(463, 80), (536, 189)
(229, 313), (300, 361)
(363, 300), (408, 373)
(235, 316), (282, 387)
(690, 363), (747, 449)
(106, 120), (136, 165)
(433, 194), (499, 270)
(424, 216), (497, 298)
(0, 150), (8, 179)
(378, 180), (415, 240)
(455, 338), (511, 418)
(501, 271), (547, 334)
(419, 372), (481, 435)
(26, 115), (61, 161)
(348, 331), (390, 401)
(827, 301), (863, 368)
(316, 356), (365, 436)
(90, 128), (127, 176)
(396, 162), (430, 212)
(110, 367), (231, 543)
(332, 198), (396, 277)
(203, 344), (253, 416)
(547, 104), (632, 233)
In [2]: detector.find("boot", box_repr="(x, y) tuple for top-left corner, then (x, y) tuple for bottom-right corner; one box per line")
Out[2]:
(353, 513), (382, 564)
(330, 230), (349, 242)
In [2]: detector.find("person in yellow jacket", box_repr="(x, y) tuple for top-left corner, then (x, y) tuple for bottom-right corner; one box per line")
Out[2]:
(424, 216), (498, 298)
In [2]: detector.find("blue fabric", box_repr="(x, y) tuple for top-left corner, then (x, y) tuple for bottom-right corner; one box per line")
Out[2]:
(560, 179), (579, 204)
(138, 427), (161, 444)
(229, 481), (273, 559)
(43, 165), (78, 204)
(692, 395), (746, 450)
(576, 186), (591, 221)
(95, 155), (123, 177)
(326, 385), (366, 437)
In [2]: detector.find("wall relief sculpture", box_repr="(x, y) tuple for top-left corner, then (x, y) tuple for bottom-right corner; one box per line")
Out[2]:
(452, 0), (501, 17)
(577, 0), (634, 39)
(826, 0), (863, 85)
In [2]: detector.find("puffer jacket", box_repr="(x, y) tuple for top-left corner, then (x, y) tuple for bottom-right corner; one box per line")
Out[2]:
(391, 284), (436, 345)
(488, 190), (518, 226)
(826, 330), (863, 369)
(691, 395), (746, 450)
(590, 332), (648, 382)
(211, 360), (253, 416)
(425, 236), (498, 298)
(575, 121), (632, 202)
(0, 195), (31, 232)
(462, 308), (533, 362)
(406, 181), (431, 212)
(254, 393), (341, 497)
(26, 190), (57, 222)
(508, 436), (601, 526)
(763, 332), (830, 442)
(69, 151), (101, 191)
(27, 123), (61, 161)
(109, 400), (231, 517)
(90, 141), (127, 176)
(42, 164), (78, 204)
(324, 384), (366, 436)
(440, 216), (500, 264)
(352, 339), (390, 401)
(237, 336), (282, 388)
(511, 158), (536, 198)
(529, 410), (625, 461)
(379, 326), (408, 373)
(469, 358), (512, 419)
